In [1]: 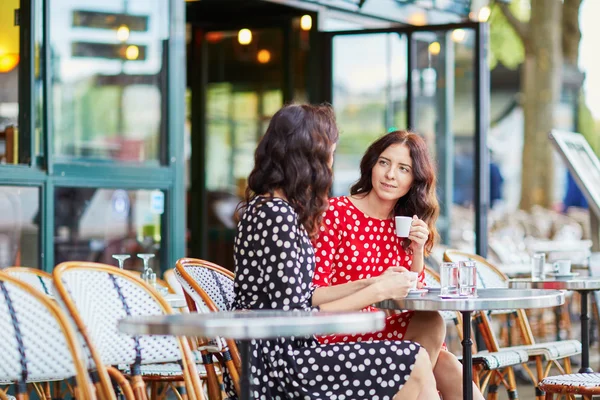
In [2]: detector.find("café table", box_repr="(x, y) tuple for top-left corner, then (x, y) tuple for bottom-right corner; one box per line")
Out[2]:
(376, 288), (564, 400)
(162, 293), (187, 309)
(119, 309), (385, 400)
(509, 276), (600, 373)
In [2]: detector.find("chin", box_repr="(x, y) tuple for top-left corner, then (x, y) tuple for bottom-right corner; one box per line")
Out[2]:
(375, 189), (401, 202)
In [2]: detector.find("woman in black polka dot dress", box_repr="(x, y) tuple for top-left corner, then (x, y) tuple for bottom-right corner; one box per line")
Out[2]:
(230, 104), (439, 399)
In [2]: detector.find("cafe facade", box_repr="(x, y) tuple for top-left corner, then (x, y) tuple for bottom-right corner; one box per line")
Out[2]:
(0, 0), (490, 273)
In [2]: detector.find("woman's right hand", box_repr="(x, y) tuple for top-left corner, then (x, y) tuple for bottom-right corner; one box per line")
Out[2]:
(374, 271), (415, 300)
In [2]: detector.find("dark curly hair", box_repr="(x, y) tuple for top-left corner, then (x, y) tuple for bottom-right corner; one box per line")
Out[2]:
(350, 130), (439, 255)
(244, 104), (339, 238)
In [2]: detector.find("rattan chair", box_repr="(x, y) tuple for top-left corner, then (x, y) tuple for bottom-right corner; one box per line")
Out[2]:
(3, 267), (53, 297)
(1, 268), (134, 400)
(0, 273), (96, 400)
(175, 258), (240, 400)
(539, 373), (600, 399)
(444, 250), (581, 400)
(424, 267), (526, 399)
(163, 269), (184, 296)
(53, 262), (205, 400)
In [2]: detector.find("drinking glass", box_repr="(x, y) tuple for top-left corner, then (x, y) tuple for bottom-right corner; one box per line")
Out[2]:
(459, 261), (477, 296)
(531, 252), (546, 280)
(112, 254), (131, 269)
(440, 262), (459, 296)
(138, 253), (155, 282)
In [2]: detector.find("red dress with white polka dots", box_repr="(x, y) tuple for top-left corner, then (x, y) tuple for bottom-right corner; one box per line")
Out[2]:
(313, 196), (424, 344)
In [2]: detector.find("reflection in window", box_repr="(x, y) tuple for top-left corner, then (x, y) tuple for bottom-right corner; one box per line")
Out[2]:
(202, 28), (283, 270)
(50, 1), (169, 164)
(332, 33), (407, 196)
(0, 186), (39, 269)
(54, 188), (163, 273)
(0, 0), (21, 164)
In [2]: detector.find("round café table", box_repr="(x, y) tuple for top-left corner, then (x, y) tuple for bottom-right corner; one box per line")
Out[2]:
(509, 276), (600, 373)
(376, 288), (564, 400)
(162, 293), (187, 309)
(119, 309), (385, 400)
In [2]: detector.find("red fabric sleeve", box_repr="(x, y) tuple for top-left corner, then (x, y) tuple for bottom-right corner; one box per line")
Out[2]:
(312, 201), (344, 287)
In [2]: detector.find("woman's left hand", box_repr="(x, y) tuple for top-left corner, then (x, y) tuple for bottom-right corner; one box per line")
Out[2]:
(408, 215), (429, 252)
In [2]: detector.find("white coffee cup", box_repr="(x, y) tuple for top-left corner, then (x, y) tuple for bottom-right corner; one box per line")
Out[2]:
(395, 216), (412, 237)
(404, 271), (418, 290)
(553, 260), (571, 275)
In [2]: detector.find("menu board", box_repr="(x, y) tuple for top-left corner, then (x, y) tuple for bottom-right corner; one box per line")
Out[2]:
(549, 130), (600, 217)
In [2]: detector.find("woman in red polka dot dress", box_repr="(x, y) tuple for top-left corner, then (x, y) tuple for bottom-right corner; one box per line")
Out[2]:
(312, 130), (484, 400)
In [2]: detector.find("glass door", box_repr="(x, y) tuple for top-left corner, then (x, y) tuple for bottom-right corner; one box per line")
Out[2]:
(322, 22), (490, 256)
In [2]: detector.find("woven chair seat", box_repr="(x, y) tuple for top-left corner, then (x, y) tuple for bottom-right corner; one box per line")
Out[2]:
(540, 373), (600, 395)
(460, 349), (529, 370)
(118, 362), (209, 377)
(509, 339), (581, 360)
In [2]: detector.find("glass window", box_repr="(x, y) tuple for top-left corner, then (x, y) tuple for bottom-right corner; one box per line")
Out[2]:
(54, 188), (164, 273)
(50, 1), (169, 165)
(0, 0), (44, 166)
(0, 186), (40, 269)
(0, 0), (22, 164)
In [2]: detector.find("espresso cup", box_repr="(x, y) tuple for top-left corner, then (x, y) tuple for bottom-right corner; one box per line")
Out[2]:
(553, 259), (572, 275)
(395, 216), (412, 237)
(404, 271), (418, 289)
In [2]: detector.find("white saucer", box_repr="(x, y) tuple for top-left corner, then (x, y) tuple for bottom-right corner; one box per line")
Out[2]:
(438, 293), (471, 299)
(547, 272), (579, 279)
(407, 288), (428, 296)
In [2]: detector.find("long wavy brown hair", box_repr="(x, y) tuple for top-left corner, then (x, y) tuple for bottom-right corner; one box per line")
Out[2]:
(244, 104), (339, 238)
(350, 130), (439, 255)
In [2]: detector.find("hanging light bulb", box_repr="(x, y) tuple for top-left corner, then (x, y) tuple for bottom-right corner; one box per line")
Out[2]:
(125, 45), (139, 60)
(300, 15), (312, 31)
(428, 42), (441, 55)
(478, 6), (491, 22)
(116, 25), (130, 42)
(257, 49), (271, 64)
(238, 29), (252, 45)
(451, 29), (466, 43)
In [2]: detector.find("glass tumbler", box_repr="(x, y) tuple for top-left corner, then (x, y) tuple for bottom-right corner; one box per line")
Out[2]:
(459, 261), (477, 296)
(531, 252), (546, 280)
(440, 262), (459, 296)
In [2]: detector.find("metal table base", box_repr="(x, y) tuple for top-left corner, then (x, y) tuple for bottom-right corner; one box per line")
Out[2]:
(377, 288), (564, 400)
(509, 277), (600, 373)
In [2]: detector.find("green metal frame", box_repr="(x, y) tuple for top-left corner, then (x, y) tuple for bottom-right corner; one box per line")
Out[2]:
(0, 0), (187, 273)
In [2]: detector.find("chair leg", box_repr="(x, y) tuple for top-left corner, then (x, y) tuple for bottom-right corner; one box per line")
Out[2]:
(506, 367), (519, 400)
(486, 372), (499, 400)
(544, 392), (553, 400)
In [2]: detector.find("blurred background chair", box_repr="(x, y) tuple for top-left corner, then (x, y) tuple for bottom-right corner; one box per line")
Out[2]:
(53, 262), (205, 400)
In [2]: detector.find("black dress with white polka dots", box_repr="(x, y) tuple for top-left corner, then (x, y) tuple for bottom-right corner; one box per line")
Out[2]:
(229, 196), (422, 400)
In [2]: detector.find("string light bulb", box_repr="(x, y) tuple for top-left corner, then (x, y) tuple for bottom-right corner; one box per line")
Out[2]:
(116, 25), (130, 42)
(300, 15), (312, 31)
(478, 6), (491, 22)
(428, 42), (441, 55)
(238, 29), (252, 45)
(125, 45), (139, 60)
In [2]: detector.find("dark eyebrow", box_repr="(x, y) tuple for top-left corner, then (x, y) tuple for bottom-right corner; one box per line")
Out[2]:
(380, 156), (412, 169)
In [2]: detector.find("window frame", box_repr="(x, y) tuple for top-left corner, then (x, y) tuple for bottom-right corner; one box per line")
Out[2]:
(0, 0), (186, 273)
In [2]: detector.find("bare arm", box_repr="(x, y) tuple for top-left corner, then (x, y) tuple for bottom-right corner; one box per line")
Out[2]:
(314, 270), (414, 312)
(312, 279), (373, 307)
(317, 283), (387, 312)
(411, 249), (424, 274)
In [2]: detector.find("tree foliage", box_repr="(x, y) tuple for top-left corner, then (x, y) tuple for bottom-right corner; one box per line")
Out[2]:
(489, 0), (528, 70)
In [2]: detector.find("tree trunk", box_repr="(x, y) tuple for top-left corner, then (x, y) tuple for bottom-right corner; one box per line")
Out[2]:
(562, 0), (583, 65)
(519, 0), (562, 210)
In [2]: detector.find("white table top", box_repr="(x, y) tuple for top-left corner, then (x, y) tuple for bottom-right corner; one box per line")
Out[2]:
(119, 310), (386, 339)
(375, 288), (564, 312)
